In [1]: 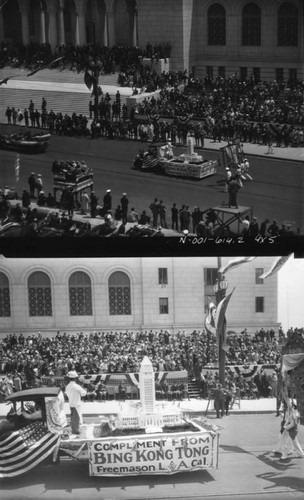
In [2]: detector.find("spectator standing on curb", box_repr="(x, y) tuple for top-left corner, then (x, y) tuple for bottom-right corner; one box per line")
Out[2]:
(24, 108), (29, 127)
(214, 383), (225, 418)
(159, 200), (167, 228)
(150, 198), (159, 227)
(28, 172), (36, 198)
(171, 203), (178, 231)
(121, 193), (129, 223)
(102, 189), (112, 215)
(90, 191), (98, 218)
(5, 106), (12, 124)
(35, 174), (43, 198)
(41, 97), (47, 112)
(65, 370), (87, 435)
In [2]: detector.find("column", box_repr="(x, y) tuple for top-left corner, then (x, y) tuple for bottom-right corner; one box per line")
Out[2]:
(104, 0), (115, 47)
(75, 14), (80, 45)
(127, 4), (137, 47)
(46, 2), (58, 50)
(132, 8), (138, 47)
(18, 0), (30, 45)
(103, 12), (108, 46)
(74, 0), (86, 45)
(58, 0), (65, 45)
(39, 3), (46, 44)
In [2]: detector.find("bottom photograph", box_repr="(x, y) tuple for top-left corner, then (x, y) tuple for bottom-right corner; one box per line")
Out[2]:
(0, 255), (303, 500)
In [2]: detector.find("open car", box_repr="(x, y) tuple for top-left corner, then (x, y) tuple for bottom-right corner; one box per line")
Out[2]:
(0, 133), (48, 153)
(0, 387), (67, 478)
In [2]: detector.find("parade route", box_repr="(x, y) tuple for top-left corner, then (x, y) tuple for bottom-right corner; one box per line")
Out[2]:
(1, 412), (303, 500)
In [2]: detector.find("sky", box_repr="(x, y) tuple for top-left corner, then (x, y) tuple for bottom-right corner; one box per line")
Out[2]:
(277, 254), (304, 330)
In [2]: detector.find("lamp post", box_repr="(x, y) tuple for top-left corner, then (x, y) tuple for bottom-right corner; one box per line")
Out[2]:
(213, 257), (228, 387)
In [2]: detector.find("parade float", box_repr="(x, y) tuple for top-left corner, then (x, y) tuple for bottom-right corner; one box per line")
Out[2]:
(52, 159), (94, 204)
(133, 137), (218, 179)
(60, 357), (220, 477)
(1, 358), (220, 478)
(0, 132), (49, 153)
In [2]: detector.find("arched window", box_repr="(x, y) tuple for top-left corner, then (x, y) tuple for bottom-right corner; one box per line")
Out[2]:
(69, 271), (92, 316)
(242, 3), (261, 46)
(0, 272), (10, 317)
(108, 271), (131, 315)
(278, 2), (298, 46)
(28, 271), (52, 316)
(208, 4), (226, 45)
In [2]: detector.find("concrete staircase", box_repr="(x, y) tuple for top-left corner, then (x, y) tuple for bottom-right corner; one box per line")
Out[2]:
(0, 68), (130, 118)
(187, 376), (201, 398)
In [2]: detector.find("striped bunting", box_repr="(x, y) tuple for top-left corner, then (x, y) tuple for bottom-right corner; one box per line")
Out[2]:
(0, 422), (60, 478)
(142, 154), (158, 169)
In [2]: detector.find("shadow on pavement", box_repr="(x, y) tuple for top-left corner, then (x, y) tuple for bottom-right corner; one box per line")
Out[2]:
(256, 471), (304, 492)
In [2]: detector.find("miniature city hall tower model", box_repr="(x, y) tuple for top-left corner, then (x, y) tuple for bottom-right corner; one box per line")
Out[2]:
(139, 356), (156, 414)
(115, 355), (183, 433)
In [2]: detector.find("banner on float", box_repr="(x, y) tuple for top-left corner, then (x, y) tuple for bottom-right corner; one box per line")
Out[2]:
(88, 431), (217, 476)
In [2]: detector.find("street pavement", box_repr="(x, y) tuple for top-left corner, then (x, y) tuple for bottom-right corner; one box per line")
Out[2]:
(0, 408), (303, 500)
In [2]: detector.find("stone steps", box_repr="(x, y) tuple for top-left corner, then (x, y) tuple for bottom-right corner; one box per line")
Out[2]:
(0, 69), (131, 118)
(187, 377), (201, 398)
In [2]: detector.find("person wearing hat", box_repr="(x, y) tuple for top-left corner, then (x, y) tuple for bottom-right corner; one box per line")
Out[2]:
(35, 174), (43, 198)
(90, 191), (98, 218)
(65, 371), (87, 435)
(102, 189), (112, 216)
(120, 193), (129, 224)
(249, 216), (259, 239)
(28, 172), (36, 198)
(213, 383), (225, 418)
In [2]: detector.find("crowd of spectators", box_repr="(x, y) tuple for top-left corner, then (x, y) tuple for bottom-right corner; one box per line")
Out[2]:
(0, 183), (301, 239)
(0, 41), (171, 75)
(1, 326), (301, 402)
(136, 75), (304, 147)
(2, 41), (303, 147)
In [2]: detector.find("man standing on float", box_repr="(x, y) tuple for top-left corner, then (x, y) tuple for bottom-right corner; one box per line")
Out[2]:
(65, 370), (87, 435)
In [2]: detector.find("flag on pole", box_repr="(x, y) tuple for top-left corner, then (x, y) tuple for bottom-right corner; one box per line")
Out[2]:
(219, 257), (256, 274)
(15, 154), (20, 182)
(204, 297), (217, 335)
(0, 422), (60, 478)
(215, 288), (236, 344)
(259, 255), (292, 280)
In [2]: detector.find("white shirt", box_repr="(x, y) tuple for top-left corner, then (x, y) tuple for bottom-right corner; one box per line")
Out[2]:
(65, 381), (87, 408)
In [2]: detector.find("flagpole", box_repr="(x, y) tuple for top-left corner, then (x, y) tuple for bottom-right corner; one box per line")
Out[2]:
(214, 257), (228, 388)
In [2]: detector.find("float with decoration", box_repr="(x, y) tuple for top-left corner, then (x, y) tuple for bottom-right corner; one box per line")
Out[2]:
(0, 357), (220, 478)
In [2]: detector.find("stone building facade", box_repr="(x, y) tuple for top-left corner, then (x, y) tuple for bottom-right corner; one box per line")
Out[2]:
(0, 0), (303, 81)
(0, 256), (279, 335)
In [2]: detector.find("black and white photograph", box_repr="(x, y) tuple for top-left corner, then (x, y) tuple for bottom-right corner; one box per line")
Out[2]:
(0, 255), (303, 499)
(0, 1), (304, 500)
(0, 0), (303, 253)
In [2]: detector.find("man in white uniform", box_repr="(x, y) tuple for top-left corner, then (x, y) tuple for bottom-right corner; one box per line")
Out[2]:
(65, 371), (87, 435)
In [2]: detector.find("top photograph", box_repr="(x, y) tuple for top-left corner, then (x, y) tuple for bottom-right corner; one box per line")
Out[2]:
(0, 0), (303, 257)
